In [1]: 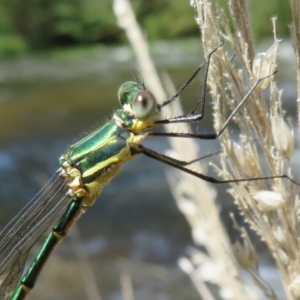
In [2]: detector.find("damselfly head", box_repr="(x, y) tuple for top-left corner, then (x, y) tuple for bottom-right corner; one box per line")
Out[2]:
(118, 81), (160, 121)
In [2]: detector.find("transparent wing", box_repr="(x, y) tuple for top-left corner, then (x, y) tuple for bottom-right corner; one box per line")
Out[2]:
(0, 169), (71, 299)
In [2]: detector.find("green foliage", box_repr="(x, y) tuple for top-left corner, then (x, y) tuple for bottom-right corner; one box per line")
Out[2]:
(249, 0), (292, 40)
(140, 1), (198, 39)
(0, 0), (295, 56)
(0, 33), (27, 56)
(0, 0), (119, 49)
(16, 0), (118, 48)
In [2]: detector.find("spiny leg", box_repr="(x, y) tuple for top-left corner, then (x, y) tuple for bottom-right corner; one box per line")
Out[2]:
(157, 41), (224, 124)
(159, 41), (224, 110)
(131, 144), (300, 186)
(150, 71), (277, 140)
(152, 149), (222, 167)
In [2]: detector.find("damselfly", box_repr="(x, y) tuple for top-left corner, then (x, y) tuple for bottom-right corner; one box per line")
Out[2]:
(0, 43), (297, 300)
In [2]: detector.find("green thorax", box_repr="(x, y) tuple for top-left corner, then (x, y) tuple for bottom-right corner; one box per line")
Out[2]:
(59, 122), (131, 179)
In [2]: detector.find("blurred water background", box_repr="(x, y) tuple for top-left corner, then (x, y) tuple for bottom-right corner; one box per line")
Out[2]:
(0, 1), (298, 299)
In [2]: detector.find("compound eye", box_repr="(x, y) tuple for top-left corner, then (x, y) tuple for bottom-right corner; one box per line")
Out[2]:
(132, 90), (157, 121)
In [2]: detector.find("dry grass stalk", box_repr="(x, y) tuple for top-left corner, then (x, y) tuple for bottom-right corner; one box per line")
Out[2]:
(120, 270), (135, 300)
(113, 0), (260, 299)
(289, 0), (300, 134)
(192, 0), (300, 299)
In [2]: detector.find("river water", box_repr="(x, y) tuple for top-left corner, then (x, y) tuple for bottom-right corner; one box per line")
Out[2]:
(0, 39), (298, 300)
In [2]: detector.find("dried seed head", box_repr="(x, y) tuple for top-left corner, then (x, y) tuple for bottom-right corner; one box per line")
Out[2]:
(271, 115), (294, 159)
(232, 141), (260, 177)
(219, 287), (234, 300)
(252, 43), (278, 90)
(199, 261), (221, 282)
(178, 257), (194, 274)
(190, 0), (196, 7)
(190, 0), (201, 24)
(192, 224), (206, 244)
(277, 248), (289, 266)
(232, 240), (257, 270)
(273, 226), (288, 248)
(251, 190), (285, 211)
(177, 198), (197, 217)
(289, 275), (300, 298)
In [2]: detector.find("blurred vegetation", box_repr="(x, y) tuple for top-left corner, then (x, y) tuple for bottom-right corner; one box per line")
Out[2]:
(0, 0), (294, 58)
